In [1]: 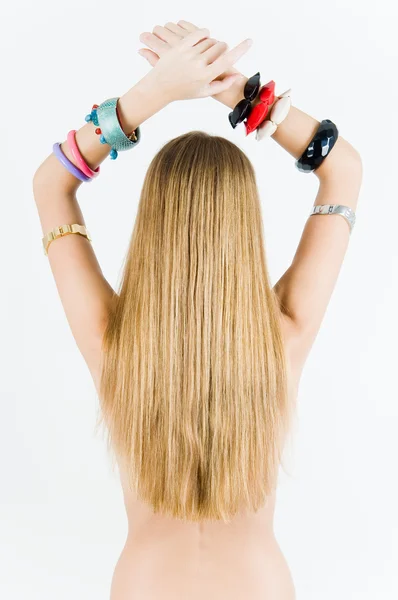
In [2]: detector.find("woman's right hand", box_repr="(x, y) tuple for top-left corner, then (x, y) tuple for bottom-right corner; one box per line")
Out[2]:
(138, 20), (250, 108)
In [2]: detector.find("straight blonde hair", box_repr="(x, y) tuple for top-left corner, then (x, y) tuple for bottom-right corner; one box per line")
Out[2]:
(99, 131), (291, 523)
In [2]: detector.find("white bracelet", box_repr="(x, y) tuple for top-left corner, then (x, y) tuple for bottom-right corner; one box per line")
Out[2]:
(256, 88), (292, 141)
(309, 204), (356, 234)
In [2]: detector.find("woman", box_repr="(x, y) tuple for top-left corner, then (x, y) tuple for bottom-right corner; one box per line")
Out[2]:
(33, 19), (362, 600)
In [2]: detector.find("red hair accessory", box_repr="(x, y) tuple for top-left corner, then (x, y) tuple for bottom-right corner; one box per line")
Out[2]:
(245, 80), (276, 136)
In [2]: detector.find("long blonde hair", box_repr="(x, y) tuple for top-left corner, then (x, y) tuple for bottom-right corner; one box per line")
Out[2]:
(99, 131), (290, 523)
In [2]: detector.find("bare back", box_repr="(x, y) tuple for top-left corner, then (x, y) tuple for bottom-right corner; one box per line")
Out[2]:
(92, 317), (299, 600)
(33, 20), (362, 597)
(110, 486), (296, 600)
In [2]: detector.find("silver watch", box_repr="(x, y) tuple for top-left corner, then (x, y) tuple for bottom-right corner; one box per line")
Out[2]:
(310, 204), (356, 233)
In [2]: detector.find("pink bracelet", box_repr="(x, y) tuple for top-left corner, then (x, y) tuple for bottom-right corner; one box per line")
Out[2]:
(66, 130), (100, 179)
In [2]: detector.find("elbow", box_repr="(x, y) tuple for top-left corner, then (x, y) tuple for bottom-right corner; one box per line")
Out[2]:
(33, 154), (79, 199)
(33, 165), (44, 191)
(344, 140), (363, 178)
(32, 165), (46, 205)
(33, 158), (52, 197)
(33, 154), (57, 187)
(316, 137), (363, 184)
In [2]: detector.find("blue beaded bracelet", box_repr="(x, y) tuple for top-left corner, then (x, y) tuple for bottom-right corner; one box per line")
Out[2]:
(85, 98), (141, 160)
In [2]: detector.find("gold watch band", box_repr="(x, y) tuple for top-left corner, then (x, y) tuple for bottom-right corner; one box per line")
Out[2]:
(42, 224), (92, 256)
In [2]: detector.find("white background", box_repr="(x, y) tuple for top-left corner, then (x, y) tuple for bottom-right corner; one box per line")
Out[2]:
(1, 1), (397, 598)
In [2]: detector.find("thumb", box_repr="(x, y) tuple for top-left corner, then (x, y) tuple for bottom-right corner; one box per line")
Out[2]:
(207, 73), (241, 96)
(137, 48), (159, 67)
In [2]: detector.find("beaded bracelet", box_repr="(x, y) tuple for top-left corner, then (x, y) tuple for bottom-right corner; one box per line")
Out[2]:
(228, 74), (278, 136)
(228, 72), (261, 129)
(244, 80), (276, 135)
(85, 98), (141, 160)
(256, 89), (292, 141)
(296, 120), (339, 173)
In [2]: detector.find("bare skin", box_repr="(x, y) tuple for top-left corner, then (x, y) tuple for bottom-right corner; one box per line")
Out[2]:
(109, 472), (296, 600)
(99, 339), (299, 600)
(33, 20), (362, 600)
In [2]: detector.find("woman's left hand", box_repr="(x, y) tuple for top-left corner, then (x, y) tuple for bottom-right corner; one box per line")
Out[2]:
(137, 26), (252, 103)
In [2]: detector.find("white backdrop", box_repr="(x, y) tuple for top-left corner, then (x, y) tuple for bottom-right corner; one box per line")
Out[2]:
(1, 1), (397, 598)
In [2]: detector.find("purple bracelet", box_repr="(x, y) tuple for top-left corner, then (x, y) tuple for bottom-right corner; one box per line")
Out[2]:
(52, 142), (91, 183)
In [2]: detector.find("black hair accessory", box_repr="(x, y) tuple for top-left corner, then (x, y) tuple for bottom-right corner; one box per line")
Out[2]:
(296, 120), (339, 173)
(228, 72), (261, 129)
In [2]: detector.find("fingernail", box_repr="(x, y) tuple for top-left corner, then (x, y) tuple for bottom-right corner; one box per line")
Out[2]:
(247, 38), (253, 45)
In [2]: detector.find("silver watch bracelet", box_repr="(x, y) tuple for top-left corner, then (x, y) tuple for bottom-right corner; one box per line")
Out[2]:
(309, 204), (356, 234)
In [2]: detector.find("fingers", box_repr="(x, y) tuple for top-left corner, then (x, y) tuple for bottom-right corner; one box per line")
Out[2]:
(176, 20), (199, 32)
(207, 73), (242, 96)
(139, 32), (169, 56)
(194, 37), (218, 53)
(170, 23), (228, 65)
(207, 38), (252, 78)
(137, 48), (159, 67)
(201, 41), (229, 64)
(164, 21), (186, 37)
(152, 25), (181, 46)
(180, 27), (210, 48)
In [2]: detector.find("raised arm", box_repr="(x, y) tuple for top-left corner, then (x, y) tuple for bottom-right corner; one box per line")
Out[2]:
(33, 28), (252, 377)
(33, 79), (169, 374)
(138, 20), (362, 373)
(269, 110), (362, 370)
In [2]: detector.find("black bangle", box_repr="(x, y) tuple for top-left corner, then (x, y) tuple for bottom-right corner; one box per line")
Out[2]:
(296, 120), (339, 173)
(228, 72), (261, 129)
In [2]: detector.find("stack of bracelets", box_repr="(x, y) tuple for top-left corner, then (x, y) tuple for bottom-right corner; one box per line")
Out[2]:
(43, 97), (141, 255)
(227, 72), (356, 233)
(43, 82), (355, 255)
(228, 72), (339, 174)
(52, 96), (141, 185)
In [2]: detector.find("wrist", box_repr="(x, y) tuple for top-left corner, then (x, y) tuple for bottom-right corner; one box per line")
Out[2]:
(215, 74), (248, 109)
(217, 74), (279, 113)
(118, 75), (170, 133)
